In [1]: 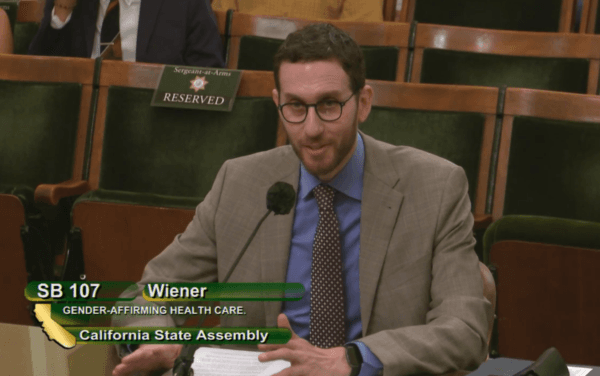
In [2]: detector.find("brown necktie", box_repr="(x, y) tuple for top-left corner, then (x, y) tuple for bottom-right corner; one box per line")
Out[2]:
(310, 184), (345, 348)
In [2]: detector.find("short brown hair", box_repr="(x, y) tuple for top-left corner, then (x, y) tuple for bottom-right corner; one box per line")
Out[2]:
(273, 23), (366, 93)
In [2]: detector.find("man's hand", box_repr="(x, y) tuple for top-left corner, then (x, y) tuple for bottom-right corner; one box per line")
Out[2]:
(112, 344), (183, 376)
(258, 314), (351, 376)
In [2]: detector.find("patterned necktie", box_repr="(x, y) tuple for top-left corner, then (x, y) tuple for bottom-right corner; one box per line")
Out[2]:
(310, 184), (345, 348)
(100, 0), (120, 54)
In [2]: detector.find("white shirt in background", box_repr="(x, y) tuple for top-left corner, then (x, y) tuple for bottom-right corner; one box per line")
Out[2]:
(50, 0), (141, 61)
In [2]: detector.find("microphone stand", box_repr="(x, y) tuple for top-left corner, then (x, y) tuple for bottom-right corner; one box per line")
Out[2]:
(172, 181), (296, 376)
(172, 209), (273, 376)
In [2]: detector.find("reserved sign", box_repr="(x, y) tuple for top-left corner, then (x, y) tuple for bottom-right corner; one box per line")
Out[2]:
(151, 66), (242, 111)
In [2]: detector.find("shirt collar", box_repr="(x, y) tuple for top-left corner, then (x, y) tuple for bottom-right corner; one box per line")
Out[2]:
(298, 133), (364, 201)
(118, 0), (140, 7)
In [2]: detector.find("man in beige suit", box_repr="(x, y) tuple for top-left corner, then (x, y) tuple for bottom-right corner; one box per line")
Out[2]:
(113, 23), (492, 376)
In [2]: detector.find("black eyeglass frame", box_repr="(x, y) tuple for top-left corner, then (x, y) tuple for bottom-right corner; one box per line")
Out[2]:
(278, 91), (358, 123)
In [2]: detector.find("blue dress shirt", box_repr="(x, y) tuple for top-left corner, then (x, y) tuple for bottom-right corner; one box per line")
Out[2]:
(282, 133), (383, 376)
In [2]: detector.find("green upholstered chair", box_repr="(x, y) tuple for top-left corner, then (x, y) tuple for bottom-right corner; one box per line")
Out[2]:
(483, 215), (600, 364)
(361, 81), (500, 235)
(13, 0), (41, 55)
(0, 2), (17, 33)
(13, 21), (38, 54)
(228, 12), (411, 82)
(236, 35), (401, 82)
(404, 0), (574, 32)
(57, 61), (283, 282)
(491, 88), (600, 224)
(0, 54), (95, 325)
(411, 24), (600, 94)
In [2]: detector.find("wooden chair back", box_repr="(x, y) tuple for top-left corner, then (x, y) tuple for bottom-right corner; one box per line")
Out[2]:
(364, 81), (499, 228)
(579, 0), (599, 33)
(0, 54), (95, 325)
(16, 0), (41, 23)
(411, 23), (600, 94)
(12, 0), (41, 55)
(87, 60), (284, 191)
(0, 54), (95, 194)
(228, 12), (411, 82)
(492, 88), (600, 222)
(73, 61), (282, 282)
(383, 0), (398, 21)
(402, 0), (574, 32)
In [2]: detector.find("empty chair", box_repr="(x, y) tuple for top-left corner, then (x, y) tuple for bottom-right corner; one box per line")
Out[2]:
(361, 81), (501, 233)
(35, 61), (284, 282)
(0, 54), (95, 324)
(483, 215), (600, 364)
(402, 0), (574, 32)
(411, 23), (600, 94)
(491, 88), (600, 224)
(228, 12), (411, 81)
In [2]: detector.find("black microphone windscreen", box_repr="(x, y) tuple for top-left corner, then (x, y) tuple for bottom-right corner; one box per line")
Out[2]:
(266, 182), (296, 215)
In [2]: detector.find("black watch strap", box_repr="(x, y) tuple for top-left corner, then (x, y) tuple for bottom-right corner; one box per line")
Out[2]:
(345, 343), (363, 376)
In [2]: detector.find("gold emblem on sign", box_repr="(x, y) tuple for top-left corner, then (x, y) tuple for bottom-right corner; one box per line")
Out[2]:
(190, 76), (208, 92)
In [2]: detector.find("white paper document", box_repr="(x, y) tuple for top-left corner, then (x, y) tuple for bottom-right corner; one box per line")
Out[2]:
(568, 366), (593, 376)
(191, 347), (291, 376)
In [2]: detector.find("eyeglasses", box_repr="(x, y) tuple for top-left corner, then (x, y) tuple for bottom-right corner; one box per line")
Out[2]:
(278, 92), (357, 123)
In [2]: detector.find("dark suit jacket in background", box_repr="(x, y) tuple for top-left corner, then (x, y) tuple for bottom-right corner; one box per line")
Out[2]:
(28, 0), (224, 67)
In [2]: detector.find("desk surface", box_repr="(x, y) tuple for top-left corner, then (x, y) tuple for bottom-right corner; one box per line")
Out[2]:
(468, 358), (600, 376)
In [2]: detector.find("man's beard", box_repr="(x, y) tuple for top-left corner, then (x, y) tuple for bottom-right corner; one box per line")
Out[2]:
(288, 108), (359, 180)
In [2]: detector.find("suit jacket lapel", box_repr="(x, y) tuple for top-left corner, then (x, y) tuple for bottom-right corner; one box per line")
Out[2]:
(136, 0), (164, 59)
(359, 133), (404, 334)
(253, 136), (405, 329)
(256, 148), (300, 327)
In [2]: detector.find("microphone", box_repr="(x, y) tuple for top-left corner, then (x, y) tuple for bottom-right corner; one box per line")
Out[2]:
(512, 347), (569, 376)
(266, 182), (296, 215)
(172, 182), (296, 376)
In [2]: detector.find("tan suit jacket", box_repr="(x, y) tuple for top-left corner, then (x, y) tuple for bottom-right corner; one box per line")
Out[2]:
(132, 132), (492, 376)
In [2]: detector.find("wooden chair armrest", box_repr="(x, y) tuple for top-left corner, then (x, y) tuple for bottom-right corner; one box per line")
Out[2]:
(474, 214), (493, 230)
(35, 180), (91, 205)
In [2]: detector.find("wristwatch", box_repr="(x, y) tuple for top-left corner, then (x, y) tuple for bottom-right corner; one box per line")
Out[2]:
(344, 343), (363, 376)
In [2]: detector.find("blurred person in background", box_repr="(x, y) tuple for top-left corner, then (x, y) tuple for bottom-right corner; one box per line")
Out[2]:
(29, 0), (224, 67)
(211, 0), (384, 22)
